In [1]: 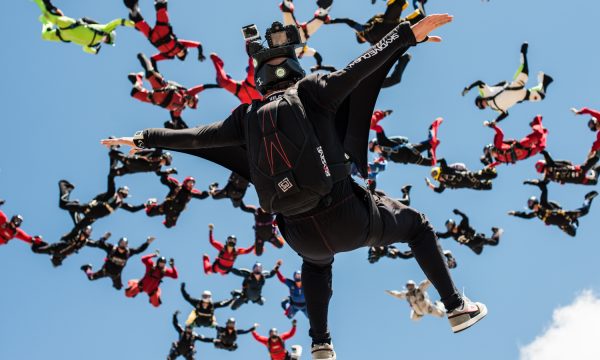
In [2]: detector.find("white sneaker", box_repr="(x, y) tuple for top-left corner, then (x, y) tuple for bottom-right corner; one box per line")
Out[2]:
(312, 343), (336, 360)
(447, 297), (487, 333)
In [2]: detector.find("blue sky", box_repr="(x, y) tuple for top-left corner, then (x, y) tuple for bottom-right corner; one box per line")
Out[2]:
(1, 0), (598, 359)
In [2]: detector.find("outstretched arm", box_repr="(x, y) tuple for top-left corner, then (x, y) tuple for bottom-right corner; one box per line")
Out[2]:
(172, 311), (183, 334)
(230, 268), (250, 277)
(208, 226), (224, 251)
(453, 209), (469, 228)
(310, 16), (451, 111)
(129, 237), (152, 256)
(436, 231), (452, 239)
(239, 202), (257, 214)
(462, 80), (485, 95)
(385, 290), (407, 300)
(509, 211), (536, 219)
(574, 107), (600, 120)
(540, 150), (556, 167)
(281, 323), (297, 341)
(191, 188), (210, 200)
(237, 244), (255, 255)
(101, 104), (250, 152)
(493, 111), (509, 124)
(418, 279), (431, 291)
(121, 202), (145, 212)
(99, 18), (135, 33)
(180, 283), (200, 307)
(251, 331), (268, 345)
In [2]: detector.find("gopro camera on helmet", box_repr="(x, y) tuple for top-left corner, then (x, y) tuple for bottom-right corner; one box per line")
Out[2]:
(242, 24), (260, 42)
(242, 22), (306, 94)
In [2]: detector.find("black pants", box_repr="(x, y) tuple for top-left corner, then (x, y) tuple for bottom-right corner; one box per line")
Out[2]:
(88, 267), (123, 290)
(214, 341), (237, 351)
(147, 204), (180, 228)
(279, 178), (460, 344)
(230, 291), (264, 310)
(466, 234), (498, 255)
(167, 343), (194, 360)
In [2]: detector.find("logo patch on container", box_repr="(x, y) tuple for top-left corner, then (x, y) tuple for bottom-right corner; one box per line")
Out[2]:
(278, 177), (293, 193)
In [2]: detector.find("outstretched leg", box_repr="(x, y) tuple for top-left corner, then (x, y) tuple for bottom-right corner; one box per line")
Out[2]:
(209, 53), (241, 95)
(382, 53), (412, 88)
(302, 260), (333, 345)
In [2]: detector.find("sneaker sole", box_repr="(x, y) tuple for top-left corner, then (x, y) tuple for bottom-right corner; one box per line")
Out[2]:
(451, 303), (488, 333)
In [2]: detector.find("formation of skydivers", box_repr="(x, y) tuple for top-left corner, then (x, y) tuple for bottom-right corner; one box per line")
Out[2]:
(9, 0), (596, 359)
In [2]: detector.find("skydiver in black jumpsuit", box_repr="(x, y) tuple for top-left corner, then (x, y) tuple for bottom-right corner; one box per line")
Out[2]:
(436, 209), (503, 255)
(58, 177), (144, 240)
(102, 16), (486, 356)
(80, 235), (154, 290)
(509, 179), (597, 237)
(208, 172), (250, 208)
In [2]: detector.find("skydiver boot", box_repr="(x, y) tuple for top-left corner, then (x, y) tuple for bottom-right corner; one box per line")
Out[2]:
(447, 297), (488, 333)
(311, 342), (336, 360)
(137, 53), (155, 78)
(280, 0), (295, 13)
(401, 185), (412, 196)
(315, 0), (333, 22)
(80, 264), (93, 278)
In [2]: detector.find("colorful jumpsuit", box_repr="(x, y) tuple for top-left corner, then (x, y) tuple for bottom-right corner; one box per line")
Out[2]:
(0, 211), (38, 246)
(277, 271), (307, 319)
(252, 325), (297, 360)
(203, 229), (254, 275)
(240, 203), (285, 256)
(482, 115), (548, 167)
(34, 0), (133, 54)
(210, 54), (262, 104)
(125, 254), (178, 307)
(127, 0), (204, 65)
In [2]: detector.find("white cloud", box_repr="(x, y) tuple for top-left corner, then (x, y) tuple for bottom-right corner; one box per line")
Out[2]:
(520, 290), (600, 360)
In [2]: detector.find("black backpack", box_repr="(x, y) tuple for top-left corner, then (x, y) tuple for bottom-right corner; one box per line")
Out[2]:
(244, 87), (334, 216)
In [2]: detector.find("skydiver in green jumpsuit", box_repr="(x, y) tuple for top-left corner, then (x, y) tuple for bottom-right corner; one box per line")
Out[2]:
(33, 0), (134, 55)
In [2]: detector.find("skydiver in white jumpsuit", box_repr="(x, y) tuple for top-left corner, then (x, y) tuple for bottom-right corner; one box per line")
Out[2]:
(386, 279), (446, 321)
(462, 43), (553, 125)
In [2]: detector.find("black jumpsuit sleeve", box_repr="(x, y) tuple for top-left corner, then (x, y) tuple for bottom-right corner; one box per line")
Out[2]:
(94, 175), (117, 202)
(141, 105), (249, 150)
(383, 0), (405, 22)
(305, 23), (416, 112)
(192, 190), (210, 200)
(236, 327), (254, 335)
(239, 203), (257, 214)
(541, 150), (556, 167)
(121, 202), (145, 212)
(86, 240), (112, 253)
(230, 268), (250, 277)
(129, 241), (150, 256)
(173, 313), (183, 335)
(433, 184), (446, 193)
(376, 129), (399, 148)
(214, 298), (235, 309)
(181, 286), (200, 308)
(454, 210), (470, 228)
(436, 231), (452, 239)
(512, 211), (536, 219)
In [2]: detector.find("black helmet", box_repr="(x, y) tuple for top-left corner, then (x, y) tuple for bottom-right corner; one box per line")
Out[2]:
(118, 237), (128, 248)
(162, 152), (173, 166)
(293, 270), (302, 282)
(253, 262), (263, 274)
(483, 144), (494, 156)
(226, 318), (236, 327)
(10, 215), (23, 227)
(83, 226), (93, 236)
(226, 235), (237, 246)
(588, 118), (598, 131)
(445, 219), (455, 231)
(157, 256), (167, 265)
(246, 22), (305, 94)
(117, 186), (130, 198)
(368, 138), (378, 152)
(475, 96), (486, 110)
(527, 196), (539, 209)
